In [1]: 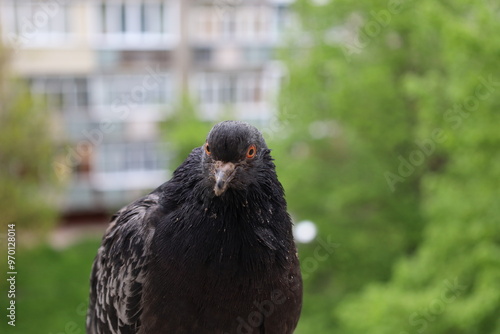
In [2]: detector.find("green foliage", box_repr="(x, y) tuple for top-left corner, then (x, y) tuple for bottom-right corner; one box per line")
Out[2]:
(0, 46), (59, 232)
(0, 239), (100, 334)
(162, 95), (214, 168)
(274, 0), (500, 332)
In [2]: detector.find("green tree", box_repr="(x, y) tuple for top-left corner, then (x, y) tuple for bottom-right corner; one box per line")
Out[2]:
(334, 2), (500, 333)
(274, 0), (500, 332)
(0, 45), (59, 233)
(162, 96), (214, 168)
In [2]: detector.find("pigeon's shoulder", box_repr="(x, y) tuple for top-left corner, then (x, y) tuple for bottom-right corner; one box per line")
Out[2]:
(87, 148), (202, 334)
(87, 193), (160, 334)
(155, 146), (204, 205)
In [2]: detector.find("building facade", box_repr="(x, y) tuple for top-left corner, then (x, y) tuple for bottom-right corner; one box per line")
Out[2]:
(0, 0), (295, 215)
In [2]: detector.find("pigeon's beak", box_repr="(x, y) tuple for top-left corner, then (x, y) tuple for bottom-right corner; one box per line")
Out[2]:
(213, 161), (235, 196)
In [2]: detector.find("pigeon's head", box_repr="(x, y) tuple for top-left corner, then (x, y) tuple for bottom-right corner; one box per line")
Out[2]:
(202, 121), (270, 197)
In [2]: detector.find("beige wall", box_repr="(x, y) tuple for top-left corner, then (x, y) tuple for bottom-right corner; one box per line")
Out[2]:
(12, 48), (95, 75)
(9, 2), (96, 75)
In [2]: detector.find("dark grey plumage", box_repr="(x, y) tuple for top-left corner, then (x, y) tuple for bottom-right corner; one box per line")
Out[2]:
(87, 121), (302, 334)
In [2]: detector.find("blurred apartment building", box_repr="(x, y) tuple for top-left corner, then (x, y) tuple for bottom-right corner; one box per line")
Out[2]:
(0, 0), (294, 218)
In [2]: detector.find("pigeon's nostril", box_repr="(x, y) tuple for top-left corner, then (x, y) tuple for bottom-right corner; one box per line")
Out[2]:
(216, 180), (225, 190)
(214, 178), (227, 196)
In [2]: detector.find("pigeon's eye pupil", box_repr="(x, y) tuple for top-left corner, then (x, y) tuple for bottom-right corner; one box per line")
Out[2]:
(205, 143), (211, 155)
(246, 145), (257, 159)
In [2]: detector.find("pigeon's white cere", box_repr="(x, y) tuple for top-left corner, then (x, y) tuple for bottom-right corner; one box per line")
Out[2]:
(294, 220), (318, 243)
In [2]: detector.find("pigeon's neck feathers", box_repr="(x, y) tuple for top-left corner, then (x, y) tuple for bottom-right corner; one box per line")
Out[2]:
(154, 147), (293, 274)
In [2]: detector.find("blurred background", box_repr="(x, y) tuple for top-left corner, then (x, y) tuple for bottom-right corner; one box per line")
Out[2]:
(0, 0), (499, 333)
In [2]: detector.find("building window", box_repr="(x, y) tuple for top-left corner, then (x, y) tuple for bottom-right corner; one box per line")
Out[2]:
(1, 0), (72, 46)
(193, 48), (212, 64)
(91, 73), (171, 108)
(94, 0), (175, 47)
(220, 10), (237, 39)
(196, 72), (264, 106)
(192, 5), (279, 42)
(89, 141), (170, 191)
(96, 141), (169, 173)
(30, 77), (89, 112)
(275, 4), (288, 34)
(29, 72), (172, 119)
(142, 2), (165, 34)
(237, 74), (261, 104)
(243, 47), (272, 64)
(195, 69), (283, 121)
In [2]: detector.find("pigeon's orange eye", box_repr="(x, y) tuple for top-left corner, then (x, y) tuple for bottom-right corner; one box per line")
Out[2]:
(246, 145), (257, 159)
(205, 143), (211, 155)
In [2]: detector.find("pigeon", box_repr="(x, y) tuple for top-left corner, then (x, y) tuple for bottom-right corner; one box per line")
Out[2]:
(86, 120), (302, 334)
